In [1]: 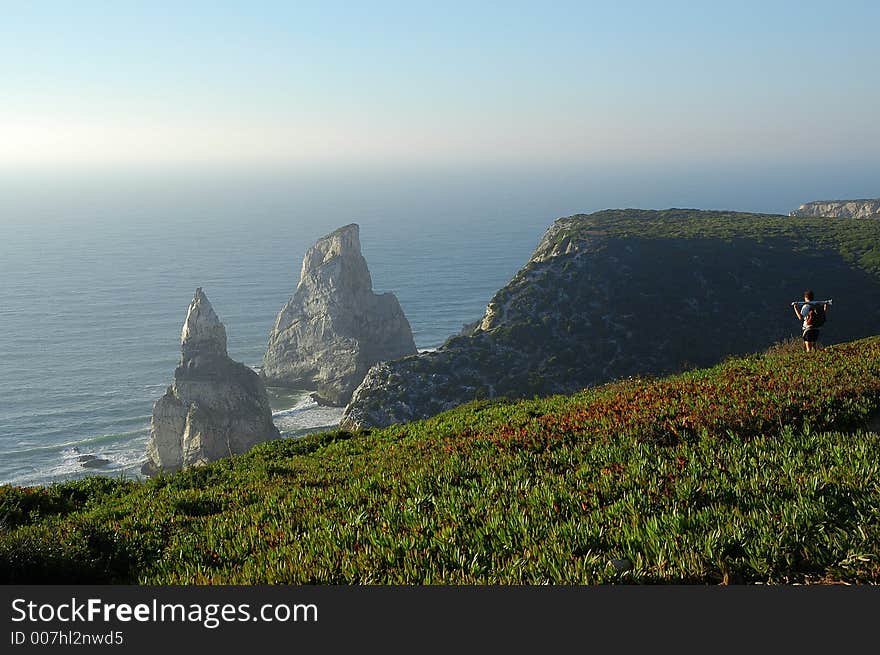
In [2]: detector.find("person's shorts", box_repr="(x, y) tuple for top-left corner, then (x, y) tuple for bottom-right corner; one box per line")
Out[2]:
(803, 328), (820, 343)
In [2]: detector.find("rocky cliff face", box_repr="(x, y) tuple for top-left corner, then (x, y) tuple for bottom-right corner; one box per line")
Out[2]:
(791, 199), (880, 219)
(261, 224), (417, 405)
(142, 288), (280, 476)
(342, 209), (880, 430)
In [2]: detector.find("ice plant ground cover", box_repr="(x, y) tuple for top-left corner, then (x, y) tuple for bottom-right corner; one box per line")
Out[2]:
(2, 336), (880, 584)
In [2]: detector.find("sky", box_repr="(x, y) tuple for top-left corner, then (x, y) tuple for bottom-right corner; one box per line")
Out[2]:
(2, 0), (879, 175)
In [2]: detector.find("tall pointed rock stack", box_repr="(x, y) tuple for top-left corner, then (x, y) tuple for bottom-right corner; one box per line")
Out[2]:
(261, 224), (417, 405)
(142, 288), (280, 476)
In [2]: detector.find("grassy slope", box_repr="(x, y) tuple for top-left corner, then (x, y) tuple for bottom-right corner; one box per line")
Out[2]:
(3, 337), (880, 584)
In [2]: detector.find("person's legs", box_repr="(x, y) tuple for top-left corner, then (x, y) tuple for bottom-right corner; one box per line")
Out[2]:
(803, 329), (819, 352)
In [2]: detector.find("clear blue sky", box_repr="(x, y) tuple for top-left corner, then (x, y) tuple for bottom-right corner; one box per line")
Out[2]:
(1, 1), (878, 172)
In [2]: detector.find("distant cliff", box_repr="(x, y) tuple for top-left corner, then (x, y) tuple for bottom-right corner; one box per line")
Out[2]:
(791, 199), (880, 219)
(342, 209), (880, 429)
(142, 289), (279, 476)
(262, 224), (416, 406)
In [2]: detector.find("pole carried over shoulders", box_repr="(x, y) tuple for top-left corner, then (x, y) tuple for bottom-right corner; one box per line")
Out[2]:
(791, 299), (833, 307)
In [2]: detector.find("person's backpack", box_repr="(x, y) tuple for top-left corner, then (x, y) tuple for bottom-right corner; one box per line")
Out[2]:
(807, 304), (826, 328)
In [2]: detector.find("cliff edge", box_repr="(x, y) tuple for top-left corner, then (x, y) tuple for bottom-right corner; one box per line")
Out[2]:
(790, 199), (880, 219)
(342, 209), (880, 429)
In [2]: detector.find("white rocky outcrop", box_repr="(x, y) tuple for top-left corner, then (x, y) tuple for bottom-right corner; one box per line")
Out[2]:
(142, 288), (280, 476)
(261, 224), (417, 405)
(791, 199), (880, 219)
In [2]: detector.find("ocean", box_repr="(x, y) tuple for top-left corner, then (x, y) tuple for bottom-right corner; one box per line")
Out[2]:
(0, 187), (549, 486)
(2, 162), (870, 486)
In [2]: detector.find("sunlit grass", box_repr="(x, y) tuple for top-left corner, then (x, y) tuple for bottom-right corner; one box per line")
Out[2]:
(2, 336), (880, 584)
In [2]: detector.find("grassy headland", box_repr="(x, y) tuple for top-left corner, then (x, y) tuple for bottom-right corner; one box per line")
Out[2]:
(545, 209), (880, 275)
(343, 209), (880, 430)
(2, 336), (880, 584)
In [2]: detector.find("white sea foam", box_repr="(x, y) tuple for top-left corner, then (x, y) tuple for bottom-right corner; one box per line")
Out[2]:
(2, 425), (151, 486)
(272, 392), (343, 436)
(273, 394), (319, 416)
(266, 385), (342, 430)
(9, 389), (342, 486)
(0, 427), (149, 458)
(2, 203), (526, 488)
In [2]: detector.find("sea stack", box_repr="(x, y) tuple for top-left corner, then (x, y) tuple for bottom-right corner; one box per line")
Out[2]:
(261, 224), (417, 405)
(142, 288), (280, 476)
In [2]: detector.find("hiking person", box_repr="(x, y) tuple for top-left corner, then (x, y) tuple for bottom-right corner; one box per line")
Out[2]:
(791, 290), (830, 352)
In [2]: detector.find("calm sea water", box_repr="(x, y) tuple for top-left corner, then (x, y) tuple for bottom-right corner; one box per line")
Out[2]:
(0, 201), (547, 486)
(3, 162), (872, 486)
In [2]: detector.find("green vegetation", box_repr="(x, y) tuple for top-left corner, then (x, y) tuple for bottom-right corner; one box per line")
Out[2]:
(3, 337), (880, 584)
(548, 209), (880, 277)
